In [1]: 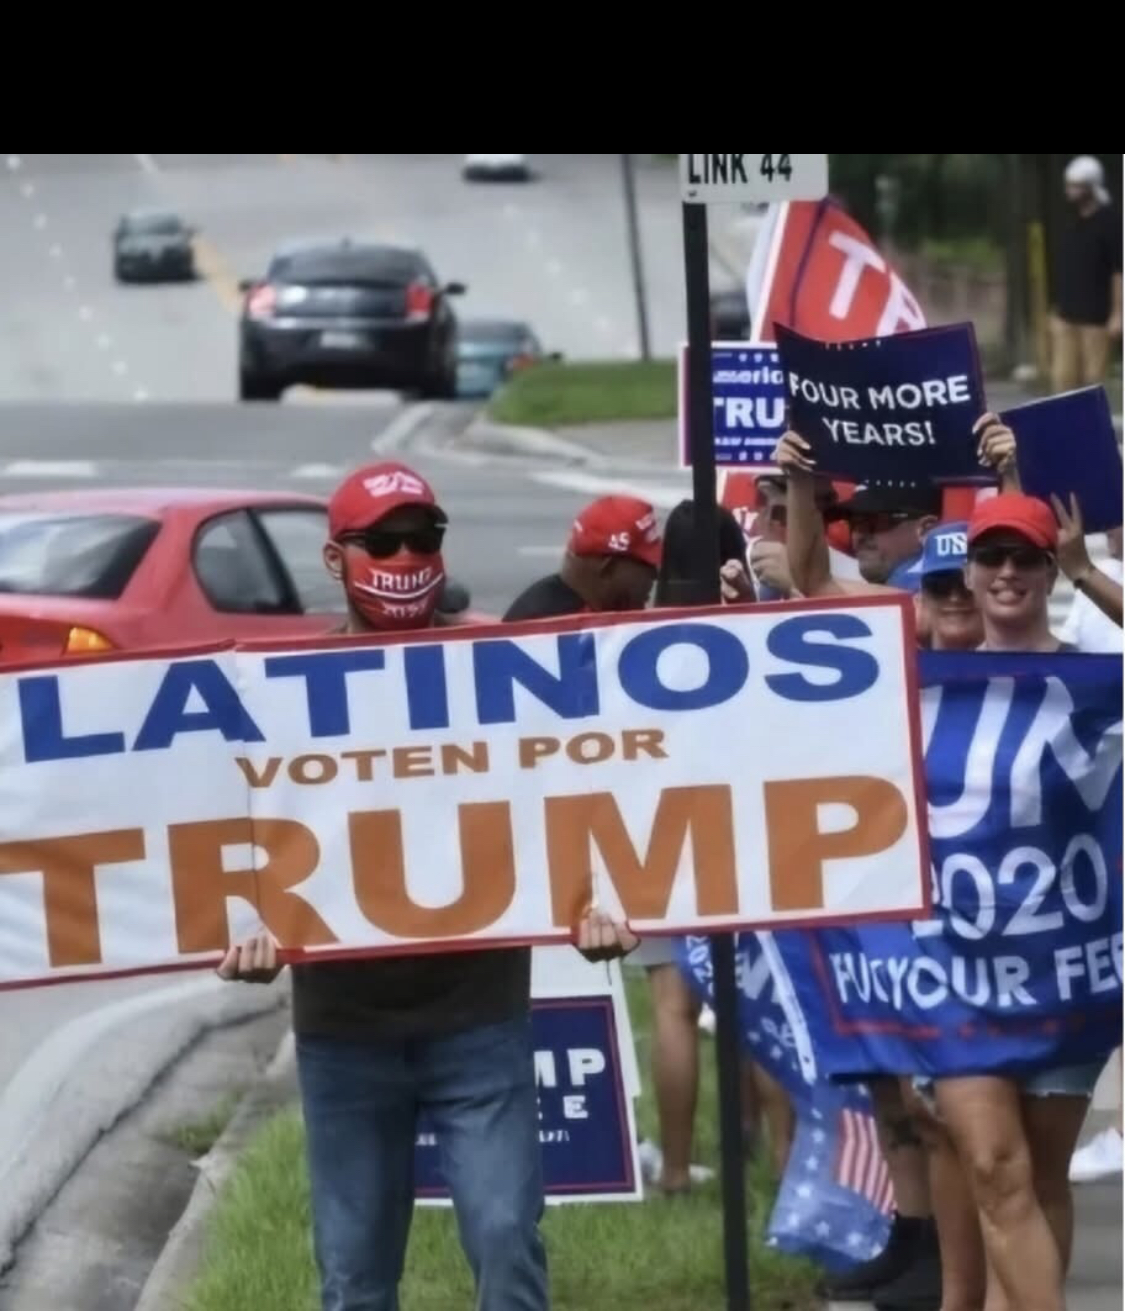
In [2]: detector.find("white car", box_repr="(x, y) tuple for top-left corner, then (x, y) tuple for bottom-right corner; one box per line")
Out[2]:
(462, 154), (531, 182)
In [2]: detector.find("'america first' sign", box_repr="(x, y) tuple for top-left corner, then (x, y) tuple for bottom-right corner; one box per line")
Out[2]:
(0, 600), (930, 989)
(678, 341), (787, 469)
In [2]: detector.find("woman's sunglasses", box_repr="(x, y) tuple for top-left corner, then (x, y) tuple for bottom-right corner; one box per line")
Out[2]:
(968, 544), (1052, 570)
(338, 524), (446, 557)
(922, 571), (971, 599)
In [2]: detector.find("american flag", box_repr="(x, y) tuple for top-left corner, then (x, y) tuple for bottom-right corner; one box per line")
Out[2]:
(767, 1087), (895, 1269)
(834, 1105), (896, 1215)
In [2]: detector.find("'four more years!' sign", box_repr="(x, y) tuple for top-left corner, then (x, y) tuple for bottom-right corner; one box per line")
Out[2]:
(775, 321), (987, 487)
(0, 600), (931, 988)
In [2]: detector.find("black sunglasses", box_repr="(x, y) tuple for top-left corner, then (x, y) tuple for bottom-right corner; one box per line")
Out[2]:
(339, 524), (446, 557)
(969, 544), (1051, 570)
(922, 571), (971, 599)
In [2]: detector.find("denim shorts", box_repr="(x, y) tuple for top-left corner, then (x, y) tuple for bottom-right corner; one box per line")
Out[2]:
(912, 1058), (1107, 1113)
(630, 936), (679, 968)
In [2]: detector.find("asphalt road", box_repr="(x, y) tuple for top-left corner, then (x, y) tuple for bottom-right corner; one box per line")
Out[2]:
(0, 152), (695, 404)
(0, 153), (694, 1264)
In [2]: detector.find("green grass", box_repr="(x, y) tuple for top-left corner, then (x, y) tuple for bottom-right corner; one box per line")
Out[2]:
(160, 1090), (244, 1158)
(183, 972), (820, 1311)
(487, 359), (677, 428)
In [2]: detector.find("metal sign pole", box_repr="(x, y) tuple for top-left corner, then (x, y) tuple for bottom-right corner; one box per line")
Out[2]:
(677, 153), (828, 1311)
(681, 195), (751, 1311)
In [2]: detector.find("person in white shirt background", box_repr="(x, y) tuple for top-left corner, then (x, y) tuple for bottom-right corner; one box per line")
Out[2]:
(1058, 524), (1123, 653)
(1057, 519), (1124, 1184)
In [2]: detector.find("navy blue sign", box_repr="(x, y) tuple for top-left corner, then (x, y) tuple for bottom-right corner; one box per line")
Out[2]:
(1002, 386), (1123, 534)
(678, 342), (787, 468)
(414, 997), (638, 1201)
(769, 651), (1123, 1082)
(774, 322), (987, 487)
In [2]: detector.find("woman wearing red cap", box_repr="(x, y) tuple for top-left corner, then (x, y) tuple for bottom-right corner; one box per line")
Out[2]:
(916, 490), (1113, 1311)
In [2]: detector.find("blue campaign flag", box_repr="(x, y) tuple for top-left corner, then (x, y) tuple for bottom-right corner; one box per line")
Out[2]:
(678, 342), (787, 468)
(679, 935), (896, 1269)
(413, 997), (639, 1202)
(1002, 386), (1124, 534)
(775, 321), (988, 487)
(677, 933), (808, 1100)
(766, 1081), (894, 1272)
(767, 651), (1123, 1082)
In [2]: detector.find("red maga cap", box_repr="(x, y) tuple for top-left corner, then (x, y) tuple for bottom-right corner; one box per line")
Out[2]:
(568, 495), (662, 568)
(967, 492), (1058, 551)
(328, 462), (446, 537)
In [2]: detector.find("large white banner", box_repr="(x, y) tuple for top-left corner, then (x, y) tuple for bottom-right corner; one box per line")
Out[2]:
(0, 598), (930, 988)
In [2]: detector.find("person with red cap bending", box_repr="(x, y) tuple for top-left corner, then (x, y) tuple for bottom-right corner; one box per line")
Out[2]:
(504, 493), (662, 621)
(217, 461), (637, 1311)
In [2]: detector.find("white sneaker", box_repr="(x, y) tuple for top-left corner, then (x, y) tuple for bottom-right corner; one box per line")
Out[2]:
(636, 1138), (715, 1189)
(698, 1006), (716, 1035)
(637, 1138), (663, 1183)
(1069, 1127), (1124, 1183)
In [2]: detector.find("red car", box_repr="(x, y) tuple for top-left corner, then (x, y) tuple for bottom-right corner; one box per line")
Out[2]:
(0, 487), (478, 667)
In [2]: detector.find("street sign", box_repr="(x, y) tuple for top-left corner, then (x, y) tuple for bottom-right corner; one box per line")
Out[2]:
(680, 153), (828, 205)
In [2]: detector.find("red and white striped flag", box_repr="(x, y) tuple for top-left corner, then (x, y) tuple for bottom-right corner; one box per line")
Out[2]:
(834, 1105), (896, 1215)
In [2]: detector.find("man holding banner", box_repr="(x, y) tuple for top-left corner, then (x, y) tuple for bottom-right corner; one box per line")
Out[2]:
(218, 460), (639, 1311)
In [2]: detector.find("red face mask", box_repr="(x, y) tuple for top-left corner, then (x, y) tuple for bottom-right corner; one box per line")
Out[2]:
(342, 549), (446, 630)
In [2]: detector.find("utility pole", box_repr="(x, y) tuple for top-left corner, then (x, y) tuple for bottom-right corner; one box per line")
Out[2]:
(621, 154), (652, 360)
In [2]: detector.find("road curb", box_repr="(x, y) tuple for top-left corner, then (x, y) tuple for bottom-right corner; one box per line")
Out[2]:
(0, 976), (286, 1274)
(370, 401), (436, 454)
(460, 417), (702, 482)
(460, 416), (610, 466)
(134, 1029), (298, 1311)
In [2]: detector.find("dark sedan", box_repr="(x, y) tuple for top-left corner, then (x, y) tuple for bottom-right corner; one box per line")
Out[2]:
(237, 239), (466, 402)
(113, 210), (196, 283)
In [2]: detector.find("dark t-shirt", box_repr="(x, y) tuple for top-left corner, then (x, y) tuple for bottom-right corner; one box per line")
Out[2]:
(291, 610), (533, 1041)
(1052, 205), (1122, 326)
(503, 572), (587, 621)
(292, 580), (591, 1040)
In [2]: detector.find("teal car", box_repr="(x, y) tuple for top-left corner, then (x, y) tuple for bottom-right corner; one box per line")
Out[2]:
(455, 318), (555, 397)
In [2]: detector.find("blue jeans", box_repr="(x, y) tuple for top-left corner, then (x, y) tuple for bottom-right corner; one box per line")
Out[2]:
(295, 1015), (548, 1311)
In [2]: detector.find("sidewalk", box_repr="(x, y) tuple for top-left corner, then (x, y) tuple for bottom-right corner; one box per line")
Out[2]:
(1068, 1176), (1123, 1311)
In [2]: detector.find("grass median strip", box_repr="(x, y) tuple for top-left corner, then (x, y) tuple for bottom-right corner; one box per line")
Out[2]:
(487, 360), (677, 428)
(183, 973), (820, 1311)
(160, 1089), (244, 1158)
